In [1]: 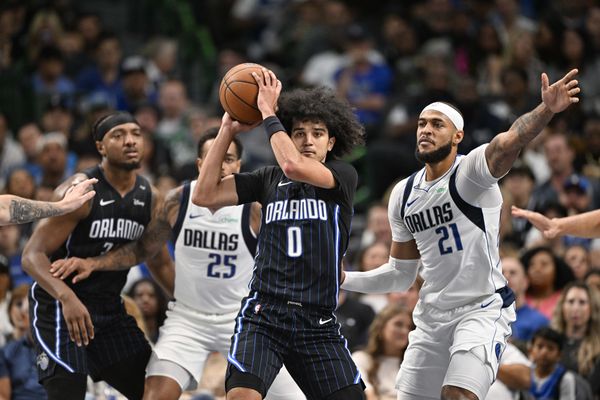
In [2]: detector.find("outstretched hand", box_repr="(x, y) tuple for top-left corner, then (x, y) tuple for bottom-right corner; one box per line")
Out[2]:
(511, 206), (560, 239)
(541, 69), (580, 113)
(60, 178), (97, 213)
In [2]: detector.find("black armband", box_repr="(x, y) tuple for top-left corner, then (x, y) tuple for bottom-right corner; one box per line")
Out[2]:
(263, 116), (286, 140)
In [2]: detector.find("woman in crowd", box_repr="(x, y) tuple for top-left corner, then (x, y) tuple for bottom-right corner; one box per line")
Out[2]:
(127, 278), (167, 344)
(352, 303), (414, 400)
(552, 281), (600, 395)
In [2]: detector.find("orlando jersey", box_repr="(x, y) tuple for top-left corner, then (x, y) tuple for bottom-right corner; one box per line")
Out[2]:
(35, 165), (152, 304)
(234, 160), (357, 311)
(172, 180), (256, 314)
(389, 145), (507, 310)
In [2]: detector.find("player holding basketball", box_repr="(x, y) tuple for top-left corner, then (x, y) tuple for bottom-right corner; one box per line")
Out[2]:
(341, 69), (580, 400)
(192, 69), (366, 400)
(49, 128), (305, 400)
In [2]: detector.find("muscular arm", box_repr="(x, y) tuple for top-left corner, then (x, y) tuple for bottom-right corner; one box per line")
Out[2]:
(485, 69), (579, 178)
(88, 186), (178, 271)
(0, 177), (96, 225)
(145, 246), (175, 298)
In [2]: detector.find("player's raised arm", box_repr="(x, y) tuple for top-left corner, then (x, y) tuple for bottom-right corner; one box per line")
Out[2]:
(22, 175), (95, 347)
(0, 177), (97, 225)
(485, 69), (580, 178)
(50, 185), (176, 283)
(253, 69), (340, 189)
(512, 205), (600, 239)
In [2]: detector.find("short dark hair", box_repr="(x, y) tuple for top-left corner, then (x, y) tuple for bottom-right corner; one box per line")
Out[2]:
(520, 246), (575, 291)
(196, 127), (243, 159)
(532, 327), (565, 351)
(277, 87), (365, 159)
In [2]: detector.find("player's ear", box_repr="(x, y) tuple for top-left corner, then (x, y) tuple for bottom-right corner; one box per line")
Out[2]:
(453, 130), (464, 146)
(196, 157), (203, 173)
(327, 136), (336, 152)
(95, 140), (106, 157)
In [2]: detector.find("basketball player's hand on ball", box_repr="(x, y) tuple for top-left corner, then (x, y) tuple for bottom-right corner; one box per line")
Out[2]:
(252, 68), (282, 118)
(50, 256), (95, 284)
(541, 69), (580, 113)
(60, 291), (94, 347)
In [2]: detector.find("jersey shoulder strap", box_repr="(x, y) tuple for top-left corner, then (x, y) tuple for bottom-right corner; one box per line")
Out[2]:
(400, 172), (418, 220)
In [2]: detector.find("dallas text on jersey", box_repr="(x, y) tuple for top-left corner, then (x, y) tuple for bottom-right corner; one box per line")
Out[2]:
(404, 202), (453, 234)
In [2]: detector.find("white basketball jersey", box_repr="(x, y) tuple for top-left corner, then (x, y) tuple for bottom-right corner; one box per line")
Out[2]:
(173, 180), (256, 314)
(389, 145), (507, 310)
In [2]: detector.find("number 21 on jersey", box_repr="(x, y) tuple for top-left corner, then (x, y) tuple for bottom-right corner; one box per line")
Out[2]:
(435, 223), (463, 255)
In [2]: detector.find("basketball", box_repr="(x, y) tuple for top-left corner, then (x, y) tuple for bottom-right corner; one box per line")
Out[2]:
(219, 63), (264, 125)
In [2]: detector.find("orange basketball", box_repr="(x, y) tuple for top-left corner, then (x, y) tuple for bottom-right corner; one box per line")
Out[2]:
(219, 63), (264, 124)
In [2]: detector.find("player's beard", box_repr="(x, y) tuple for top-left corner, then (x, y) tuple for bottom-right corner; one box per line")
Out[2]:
(112, 159), (142, 171)
(415, 138), (453, 164)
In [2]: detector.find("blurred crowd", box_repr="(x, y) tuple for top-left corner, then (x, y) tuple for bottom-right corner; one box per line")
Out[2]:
(1, 0), (600, 399)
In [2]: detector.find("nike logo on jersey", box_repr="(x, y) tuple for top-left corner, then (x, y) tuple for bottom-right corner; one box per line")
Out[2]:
(139, 185), (146, 190)
(133, 199), (145, 207)
(278, 181), (293, 187)
(99, 199), (115, 206)
(481, 299), (494, 308)
(189, 213), (203, 219)
(406, 198), (420, 207)
(319, 318), (333, 325)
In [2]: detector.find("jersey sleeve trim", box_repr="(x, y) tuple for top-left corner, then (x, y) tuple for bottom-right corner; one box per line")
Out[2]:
(172, 181), (191, 243)
(241, 203), (257, 256)
(449, 169), (485, 232)
(400, 172), (418, 220)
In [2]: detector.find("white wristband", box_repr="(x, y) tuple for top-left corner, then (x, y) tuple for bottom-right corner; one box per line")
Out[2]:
(341, 257), (419, 294)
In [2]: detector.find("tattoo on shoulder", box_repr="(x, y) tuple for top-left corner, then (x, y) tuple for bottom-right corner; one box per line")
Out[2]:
(9, 199), (61, 224)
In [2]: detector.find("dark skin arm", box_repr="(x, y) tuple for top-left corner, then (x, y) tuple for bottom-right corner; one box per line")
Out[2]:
(496, 364), (531, 390)
(0, 376), (10, 400)
(22, 173), (95, 347)
(50, 186), (180, 290)
(485, 69), (580, 178)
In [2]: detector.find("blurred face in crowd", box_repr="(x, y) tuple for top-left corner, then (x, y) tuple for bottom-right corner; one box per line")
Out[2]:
(159, 81), (188, 118)
(564, 246), (590, 281)
(39, 58), (64, 82)
(544, 134), (574, 175)
(6, 169), (36, 199)
(132, 281), (158, 318)
(367, 205), (392, 245)
(97, 122), (143, 171)
(585, 273), (600, 293)
(527, 251), (556, 292)
(359, 242), (389, 272)
(96, 37), (121, 70)
(18, 123), (42, 159)
(39, 142), (67, 175)
(41, 108), (73, 135)
(382, 311), (413, 356)
(9, 292), (29, 333)
(502, 256), (528, 296)
(529, 337), (561, 373)
(123, 71), (148, 98)
(562, 286), (591, 331)
(0, 225), (20, 254)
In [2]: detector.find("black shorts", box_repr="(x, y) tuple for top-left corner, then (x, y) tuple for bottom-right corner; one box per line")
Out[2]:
(226, 291), (364, 398)
(29, 283), (151, 382)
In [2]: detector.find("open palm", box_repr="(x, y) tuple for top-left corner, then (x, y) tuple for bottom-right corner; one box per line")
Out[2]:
(541, 69), (580, 113)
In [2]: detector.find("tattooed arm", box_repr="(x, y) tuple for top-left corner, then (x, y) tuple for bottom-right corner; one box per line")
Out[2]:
(0, 177), (97, 225)
(485, 69), (580, 178)
(50, 185), (181, 283)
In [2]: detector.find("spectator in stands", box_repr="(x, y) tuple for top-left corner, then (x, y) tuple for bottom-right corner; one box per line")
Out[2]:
(128, 278), (167, 344)
(485, 342), (531, 400)
(564, 244), (591, 282)
(352, 304), (413, 400)
(17, 123), (42, 176)
(361, 203), (392, 248)
(336, 289), (376, 352)
(115, 55), (157, 113)
(0, 113), (26, 191)
(521, 246), (575, 319)
(585, 270), (600, 293)
(502, 255), (549, 346)
(551, 282), (600, 394)
(31, 46), (75, 109)
(36, 132), (71, 189)
(355, 241), (391, 313)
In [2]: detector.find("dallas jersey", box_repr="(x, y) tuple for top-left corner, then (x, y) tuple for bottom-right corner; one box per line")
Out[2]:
(389, 145), (507, 310)
(172, 180), (257, 314)
(234, 160), (357, 311)
(35, 165), (152, 304)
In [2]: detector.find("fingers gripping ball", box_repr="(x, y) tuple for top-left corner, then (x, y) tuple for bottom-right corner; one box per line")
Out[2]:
(219, 63), (265, 124)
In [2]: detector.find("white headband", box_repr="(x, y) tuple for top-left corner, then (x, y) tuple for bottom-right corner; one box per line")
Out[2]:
(420, 102), (464, 131)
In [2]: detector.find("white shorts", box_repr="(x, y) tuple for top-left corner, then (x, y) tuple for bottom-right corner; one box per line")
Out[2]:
(148, 301), (305, 399)
(396, 292), (516, 399)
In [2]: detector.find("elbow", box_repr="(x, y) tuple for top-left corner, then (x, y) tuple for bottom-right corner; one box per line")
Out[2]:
(191, 192), (217, 208)
(21, 250), (35, 275)
(281, 159), (303, 181)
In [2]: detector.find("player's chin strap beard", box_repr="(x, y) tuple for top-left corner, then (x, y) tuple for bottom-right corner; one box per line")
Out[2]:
(415, 140), (453, 164)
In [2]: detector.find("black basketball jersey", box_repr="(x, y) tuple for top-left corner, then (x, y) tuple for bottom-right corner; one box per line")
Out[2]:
(234, 159), (357, 310)
(44, 165), (152, 303)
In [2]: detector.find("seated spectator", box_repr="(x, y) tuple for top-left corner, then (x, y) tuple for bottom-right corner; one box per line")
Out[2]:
(360, 203), (392, 248)
(551, 282), (600, 395)
(128, 278), (167, 344)
(528, 327), (583, 400)
(564, 244), (591, 282)
(0, 224), (28, 288)
(0, 113), (26, 191)
(355, 241), (391, 313)
(115, 56), (157, 113)
(31, 46), (75, 110)
(0, 284), (47, 400)
(6, 284), (29, 341)
(521, 246), (575, 319)
(36, 132), (73, 189)
(584, 270), (600, 293)
(502, 255), (549, 346)
(352, 304), (413, 400)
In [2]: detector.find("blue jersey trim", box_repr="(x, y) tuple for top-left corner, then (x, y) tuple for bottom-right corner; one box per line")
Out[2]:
(172, 181), (190, 243)
(449, 168), (486, 232)
(30, 283), (75, 373)
(228, 292), (259, 372)
(400, 172), (418, 220)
